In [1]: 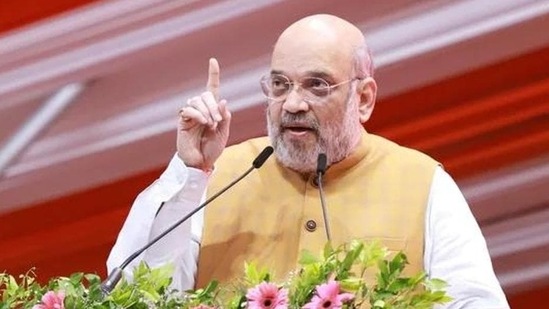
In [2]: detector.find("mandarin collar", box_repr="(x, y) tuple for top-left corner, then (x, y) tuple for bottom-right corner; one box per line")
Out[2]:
(321, 130), (370, 183)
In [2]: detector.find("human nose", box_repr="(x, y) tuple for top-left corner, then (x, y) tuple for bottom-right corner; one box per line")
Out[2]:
(282, 84), (310, 113)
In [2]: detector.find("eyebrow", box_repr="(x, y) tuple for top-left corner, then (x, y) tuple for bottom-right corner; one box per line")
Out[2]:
(270, 69), (335, 81)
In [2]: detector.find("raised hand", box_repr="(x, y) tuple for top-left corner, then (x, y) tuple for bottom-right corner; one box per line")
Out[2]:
(177, 58), (231, 172)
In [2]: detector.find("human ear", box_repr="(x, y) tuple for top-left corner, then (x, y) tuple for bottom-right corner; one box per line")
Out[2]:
(357, 77), (377, 123)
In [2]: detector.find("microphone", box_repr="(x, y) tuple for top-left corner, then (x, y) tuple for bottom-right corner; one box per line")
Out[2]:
(316, 153), (331, 242)
(101, 146), (274, 295)
(316, 153), (327, 176)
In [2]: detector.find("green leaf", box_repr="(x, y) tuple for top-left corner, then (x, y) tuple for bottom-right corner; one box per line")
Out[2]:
(244, 262), (260, 283)
(69, 272), (84, 285)
(373, 299), (386, 308)
(298, 250), (320, 265)
(339, 278), (363, 291)
(203, 280), (218, 295)
(323, 242), (334, 260)
(360, 241), (388, 268)
(8, 275), (18, 292)
(243, 262), (270, 285)
(0, 240), (453, 309)
(338, 241), (364, 278)
(424, 278), (448, 291)
(409, 272), (427, 288)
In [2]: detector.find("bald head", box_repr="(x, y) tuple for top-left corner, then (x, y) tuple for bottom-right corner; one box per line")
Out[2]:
(273, 14), (373, 78)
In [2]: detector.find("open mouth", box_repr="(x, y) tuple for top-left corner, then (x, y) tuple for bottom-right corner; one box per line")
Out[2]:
(286, 126), (311, 132)
(283, 125), (316, 136)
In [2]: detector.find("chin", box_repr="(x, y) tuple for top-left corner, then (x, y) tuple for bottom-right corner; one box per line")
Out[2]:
(273, 137), (319, 174)
(277, 156), (316, 174)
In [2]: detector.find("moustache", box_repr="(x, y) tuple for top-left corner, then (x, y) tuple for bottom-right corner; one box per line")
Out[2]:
(279, 113), (320, 131)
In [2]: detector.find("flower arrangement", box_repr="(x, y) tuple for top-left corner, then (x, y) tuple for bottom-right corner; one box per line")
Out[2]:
(1, 240), (451, 308)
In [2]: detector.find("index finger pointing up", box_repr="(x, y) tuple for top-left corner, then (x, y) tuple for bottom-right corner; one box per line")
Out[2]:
(207, 58), (220, 101)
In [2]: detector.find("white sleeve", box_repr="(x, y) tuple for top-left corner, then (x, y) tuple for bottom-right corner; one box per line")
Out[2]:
(106, 153), (207, 291)
(424, 166), (509, 309)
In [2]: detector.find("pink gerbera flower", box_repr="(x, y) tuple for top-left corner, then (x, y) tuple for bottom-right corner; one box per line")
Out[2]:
(246, 282), (289, 309)
(32, 291), (65, 309)
(302, 280), (354, 309)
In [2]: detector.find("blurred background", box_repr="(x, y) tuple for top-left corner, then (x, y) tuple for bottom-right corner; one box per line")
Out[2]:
(0, 0), (547, 307)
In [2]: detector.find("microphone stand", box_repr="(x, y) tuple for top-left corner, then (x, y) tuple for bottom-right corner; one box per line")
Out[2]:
(316, 153), (331, 242)
(100, 146), (274, 295)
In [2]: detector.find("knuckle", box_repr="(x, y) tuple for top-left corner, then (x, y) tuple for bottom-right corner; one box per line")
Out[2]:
(201, 91), (213, 100)
(187, 97), (199, 106)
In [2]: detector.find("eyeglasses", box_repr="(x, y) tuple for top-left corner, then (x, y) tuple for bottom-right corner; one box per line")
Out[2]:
(260, 74), (361, 103)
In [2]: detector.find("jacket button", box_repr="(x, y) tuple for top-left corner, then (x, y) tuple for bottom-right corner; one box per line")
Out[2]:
(305, 220), (317, 232)
(310, 176), (319, 188)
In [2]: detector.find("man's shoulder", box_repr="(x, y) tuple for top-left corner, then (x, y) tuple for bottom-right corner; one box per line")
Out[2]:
(367, 133), (439, 167)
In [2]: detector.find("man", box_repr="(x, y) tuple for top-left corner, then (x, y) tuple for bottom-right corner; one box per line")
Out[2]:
(108, 14), (509, 308)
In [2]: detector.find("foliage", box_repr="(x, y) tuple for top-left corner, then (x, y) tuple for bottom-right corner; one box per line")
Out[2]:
(0, 240), (451, 308)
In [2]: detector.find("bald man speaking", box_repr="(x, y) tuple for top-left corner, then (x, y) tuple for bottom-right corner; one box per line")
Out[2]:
(108, 15), (509, 309)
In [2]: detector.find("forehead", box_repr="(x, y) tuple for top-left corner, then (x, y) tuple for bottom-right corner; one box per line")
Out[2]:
(270, 35), (354, 80)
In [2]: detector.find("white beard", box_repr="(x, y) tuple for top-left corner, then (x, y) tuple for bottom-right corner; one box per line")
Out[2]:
(267, 99), (362, 174)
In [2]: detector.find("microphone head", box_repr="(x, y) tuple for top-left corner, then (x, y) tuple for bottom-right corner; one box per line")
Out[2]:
(253, 146), (274, 168)
(317, 153), (327, 175)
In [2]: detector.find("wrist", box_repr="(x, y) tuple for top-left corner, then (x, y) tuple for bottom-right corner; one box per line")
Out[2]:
(201, 165), (214, 175)
(175, 153), (214, 175)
